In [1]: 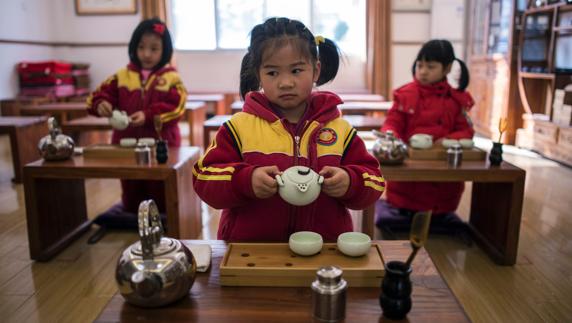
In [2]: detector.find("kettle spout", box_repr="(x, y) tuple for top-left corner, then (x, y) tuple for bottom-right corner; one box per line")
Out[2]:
(131, 271), (162, 298)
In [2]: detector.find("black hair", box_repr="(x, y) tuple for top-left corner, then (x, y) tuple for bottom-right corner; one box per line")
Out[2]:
(411, 39), (470, 91)
(239, 17), (340, 99)
(128, 18), (173, 70)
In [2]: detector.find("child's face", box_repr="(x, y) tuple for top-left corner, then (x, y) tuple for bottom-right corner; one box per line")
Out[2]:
(258, 43), (320, 115)
(415, 60), (451, 85)
(137, 33), (163, 70)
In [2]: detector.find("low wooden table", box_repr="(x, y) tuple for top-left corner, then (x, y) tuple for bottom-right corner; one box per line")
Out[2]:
(0, 116), (48, 182)
(188, 94), (227, 115)
(23, 147), (202, 261)
(185, 101), (207, 148)
(61, 115), (112, 146)
(365, 159), (526, 265)
(95, 240), (468, 322)
(20, 102), (87, 123)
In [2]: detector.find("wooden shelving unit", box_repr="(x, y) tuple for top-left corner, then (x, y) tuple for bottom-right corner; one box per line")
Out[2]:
(466, 0), (527, 144)
(516, 1), (572, 166)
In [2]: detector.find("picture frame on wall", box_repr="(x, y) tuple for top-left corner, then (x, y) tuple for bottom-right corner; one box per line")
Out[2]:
(75, 0), (138, 15)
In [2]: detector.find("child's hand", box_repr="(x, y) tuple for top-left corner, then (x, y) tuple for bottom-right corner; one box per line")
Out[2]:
(129, 111), (145, 126)
(319, 166), (350, 198)
(97, 100), (113, 117)
(252, 166), (280, 199)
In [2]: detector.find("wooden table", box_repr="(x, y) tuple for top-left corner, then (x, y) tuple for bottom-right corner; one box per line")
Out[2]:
(188, 94), (227, 115)
(0, 116), (48, 182)
(364, 160), (526, 265)
(23, 147), (202, 261)
(339, 93), (385, 102)
(185, 101), (207, 148)
(61, 116), (112, 146)
(95, 240), (468, 322)
(20, 102), (88, 123)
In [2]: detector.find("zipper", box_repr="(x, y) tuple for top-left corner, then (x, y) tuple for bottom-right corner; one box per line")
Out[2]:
(294, 135), (301, 165)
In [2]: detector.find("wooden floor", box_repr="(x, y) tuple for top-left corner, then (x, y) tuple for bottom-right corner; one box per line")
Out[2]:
(0, 131), (571, 322)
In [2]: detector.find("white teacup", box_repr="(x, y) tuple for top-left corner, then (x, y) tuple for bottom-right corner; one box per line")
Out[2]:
(289, 231), (323, 256)
(409, 134), (433, 149)
(459, 138), (474, 148)
(442, 139), (459, 148)
(109, 110), (130, 130)
(119, 138), (137, 147)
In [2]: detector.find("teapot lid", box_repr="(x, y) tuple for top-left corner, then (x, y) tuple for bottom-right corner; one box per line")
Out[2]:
(130, 237), (178, 257)
(283, 166), (316, 185)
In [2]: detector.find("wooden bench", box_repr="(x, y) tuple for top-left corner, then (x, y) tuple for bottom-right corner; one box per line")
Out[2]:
(0, 116), (48, 182)
(61, 116), (111, 146)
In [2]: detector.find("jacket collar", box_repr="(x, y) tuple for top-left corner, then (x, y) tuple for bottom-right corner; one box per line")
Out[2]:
(242, 91), (342, 124)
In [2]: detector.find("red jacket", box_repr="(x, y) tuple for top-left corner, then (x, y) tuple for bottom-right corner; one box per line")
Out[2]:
(193, 91), (385, 241)
(381, 79), (475, 213)
(87, 63), (187, 146)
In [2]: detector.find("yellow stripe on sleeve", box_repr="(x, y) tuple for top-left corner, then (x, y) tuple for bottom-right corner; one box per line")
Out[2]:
(364, 181), (385, 192)
(362, 173), (385, 183)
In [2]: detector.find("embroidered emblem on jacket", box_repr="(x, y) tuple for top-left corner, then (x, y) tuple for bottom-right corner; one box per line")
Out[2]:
(317, 128), (338, 146)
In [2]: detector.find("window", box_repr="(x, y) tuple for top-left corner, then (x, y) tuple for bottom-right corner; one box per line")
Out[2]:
(170, 0), (365, 59)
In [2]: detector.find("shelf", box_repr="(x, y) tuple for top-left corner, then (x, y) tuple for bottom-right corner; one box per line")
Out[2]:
(554, 26), (572, 32)
(519, 72), (555, 80)
(526, 4), (559, 14)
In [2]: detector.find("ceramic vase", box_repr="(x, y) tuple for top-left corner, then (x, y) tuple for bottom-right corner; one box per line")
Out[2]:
(489, 142), (503, 166)
(379, 260), (412, 320)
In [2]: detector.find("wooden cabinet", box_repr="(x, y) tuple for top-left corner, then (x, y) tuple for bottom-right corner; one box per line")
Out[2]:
(467, 0), (527, 144)
(515, 2), (572, 166)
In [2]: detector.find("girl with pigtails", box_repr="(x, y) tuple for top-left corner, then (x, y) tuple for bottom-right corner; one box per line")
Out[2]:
(193, 17), (385, 242)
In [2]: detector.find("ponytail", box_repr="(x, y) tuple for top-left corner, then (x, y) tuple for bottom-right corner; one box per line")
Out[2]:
(316, 38), (340, 85)
(455, 58), (470, 91)
(239, 52), (260, 100)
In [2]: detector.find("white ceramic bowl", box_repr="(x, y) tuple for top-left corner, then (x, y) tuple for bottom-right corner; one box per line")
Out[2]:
(442, 139), (459, 148)
(119, 138), (137, 147)
(289, 231), (323, 256)
(459, 138), (474, 149)
(409, 134), (433, 149)
(337, 232), (371, 257)
(138, 137), (156, 147)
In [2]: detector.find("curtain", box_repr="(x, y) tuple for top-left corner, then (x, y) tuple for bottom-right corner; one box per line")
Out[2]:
(366, 0), (391, 99)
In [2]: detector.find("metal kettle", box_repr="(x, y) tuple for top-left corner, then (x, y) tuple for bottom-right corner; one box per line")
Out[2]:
(371, 130), (408, 165)
(38, 117), (75, 161)
(115, 200), (196, 307)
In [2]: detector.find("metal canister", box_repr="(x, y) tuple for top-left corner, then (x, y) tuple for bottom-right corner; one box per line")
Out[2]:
(134, 143), (151, 165)
(311, 266), (347, 322)
(447, 143), (463, 167)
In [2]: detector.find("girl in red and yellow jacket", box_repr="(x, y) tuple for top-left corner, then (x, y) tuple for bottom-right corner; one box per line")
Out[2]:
(87, 19), (186, 213)
(381, 39), (474, 216)
(193, 18), (384, 242)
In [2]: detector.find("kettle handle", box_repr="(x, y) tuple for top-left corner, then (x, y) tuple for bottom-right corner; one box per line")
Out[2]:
(138, 200), (164, 260)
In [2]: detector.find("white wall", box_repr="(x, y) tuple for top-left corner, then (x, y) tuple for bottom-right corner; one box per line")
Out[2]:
(391, 0), (466, 91)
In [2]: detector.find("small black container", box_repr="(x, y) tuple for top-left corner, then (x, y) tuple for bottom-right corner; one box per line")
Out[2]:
(489, 142), (503, 166)
(156, 140), (168, 164)
(379, 260), (412, 320)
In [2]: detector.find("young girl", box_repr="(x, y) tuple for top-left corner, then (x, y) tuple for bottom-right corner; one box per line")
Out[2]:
(193, 17), (385, 242)
(378, 39), (474, 224)
(87, 18), (187, 213)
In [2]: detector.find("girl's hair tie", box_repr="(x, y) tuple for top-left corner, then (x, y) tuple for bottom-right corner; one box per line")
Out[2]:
(153, 23), (165, 36)
(314, 35), (325, 46)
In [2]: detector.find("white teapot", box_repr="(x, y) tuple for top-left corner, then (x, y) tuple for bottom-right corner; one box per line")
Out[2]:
(275, 166), (324, 206)
(109, 110), (130, 130)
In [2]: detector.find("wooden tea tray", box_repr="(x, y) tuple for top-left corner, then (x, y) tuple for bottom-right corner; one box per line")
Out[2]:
(82, 144), (136, 159)
(220, 243), (385, 287)
(408, 146), (486, 161)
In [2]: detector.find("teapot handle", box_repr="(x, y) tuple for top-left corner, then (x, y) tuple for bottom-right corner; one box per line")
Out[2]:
(275, 174), (284, 187)
(138, 200), (164, 260)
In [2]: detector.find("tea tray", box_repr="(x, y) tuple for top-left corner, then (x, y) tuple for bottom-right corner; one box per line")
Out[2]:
(220, 243), (385, 287)
(82, 144), (136, 159)
(408, 146), (486, 161)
